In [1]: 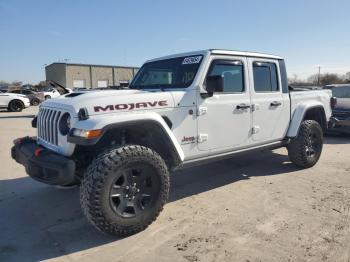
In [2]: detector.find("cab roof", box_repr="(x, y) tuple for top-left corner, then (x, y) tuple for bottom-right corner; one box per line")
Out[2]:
(147, 49), (283, 63)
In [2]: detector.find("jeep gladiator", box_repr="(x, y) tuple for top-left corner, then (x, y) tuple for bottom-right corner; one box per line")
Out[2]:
(12, 49), (333, 236)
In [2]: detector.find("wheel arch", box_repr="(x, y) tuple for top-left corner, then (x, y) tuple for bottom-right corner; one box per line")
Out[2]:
(287, 102), (327, 137)
(70, 114), (184, 170)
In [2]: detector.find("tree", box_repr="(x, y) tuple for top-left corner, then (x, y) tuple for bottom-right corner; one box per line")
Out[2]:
(0, 80), (9, 87)
(11, 81), (22, 86)
(319, 73), (342, 86)
(307, 74), (318, 85)
(344, 72), (350, 83)
(307, 73), (343, 86)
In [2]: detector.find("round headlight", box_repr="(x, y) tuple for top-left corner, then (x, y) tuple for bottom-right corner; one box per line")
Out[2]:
(59, 113), (71, 135)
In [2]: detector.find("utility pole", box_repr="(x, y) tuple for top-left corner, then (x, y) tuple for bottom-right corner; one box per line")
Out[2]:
(317, 66), (321, 86)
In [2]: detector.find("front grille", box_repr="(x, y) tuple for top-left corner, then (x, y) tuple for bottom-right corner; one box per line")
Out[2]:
(37, 107), (62, 145)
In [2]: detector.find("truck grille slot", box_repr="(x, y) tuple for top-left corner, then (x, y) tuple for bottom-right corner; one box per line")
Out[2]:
(37, 108), (62, 145)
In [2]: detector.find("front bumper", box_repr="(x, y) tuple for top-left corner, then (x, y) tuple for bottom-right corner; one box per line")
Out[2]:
(11, 137), (76, 186)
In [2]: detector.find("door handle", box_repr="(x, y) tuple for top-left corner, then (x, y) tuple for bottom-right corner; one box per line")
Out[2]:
(270, 101), (282, 107)
(236, 103), (251, 110)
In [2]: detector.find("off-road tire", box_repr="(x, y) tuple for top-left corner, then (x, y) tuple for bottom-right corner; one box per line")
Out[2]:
(8, 100), (24, 112)
(287, 120), (323, 168)
(80, 145), (170, 236)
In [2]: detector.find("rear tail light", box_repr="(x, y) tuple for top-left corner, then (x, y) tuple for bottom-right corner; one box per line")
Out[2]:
(331, 97), (337, 109)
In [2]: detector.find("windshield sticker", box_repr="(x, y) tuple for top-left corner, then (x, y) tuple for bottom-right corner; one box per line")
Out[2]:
(182, 56), (202, 65)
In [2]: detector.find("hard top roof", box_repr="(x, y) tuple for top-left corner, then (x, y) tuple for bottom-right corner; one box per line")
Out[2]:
(147, 49), (283, 63)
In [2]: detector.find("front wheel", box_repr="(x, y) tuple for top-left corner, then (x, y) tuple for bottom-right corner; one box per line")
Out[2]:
(80, 145), (170, 236)
(8, 100), (24, 112)
(287, 120), (323, 168)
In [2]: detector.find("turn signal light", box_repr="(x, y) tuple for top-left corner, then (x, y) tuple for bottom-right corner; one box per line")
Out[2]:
(71, 128), (102, 139)
(86, 129), (102, 139)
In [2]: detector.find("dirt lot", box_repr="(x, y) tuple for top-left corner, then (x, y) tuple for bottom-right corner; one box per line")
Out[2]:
(1, 106), (350, 262)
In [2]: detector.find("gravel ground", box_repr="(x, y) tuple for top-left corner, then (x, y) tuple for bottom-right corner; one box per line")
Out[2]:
(1, 106), (350, 262)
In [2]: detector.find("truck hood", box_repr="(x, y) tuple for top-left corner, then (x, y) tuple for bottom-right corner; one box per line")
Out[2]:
(41, 89), (176, 116)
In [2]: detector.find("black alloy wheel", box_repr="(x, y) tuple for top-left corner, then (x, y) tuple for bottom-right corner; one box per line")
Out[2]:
(109, 163), (160, 218)
(9, 100), (24, 112)
(80, 145), (170, 236)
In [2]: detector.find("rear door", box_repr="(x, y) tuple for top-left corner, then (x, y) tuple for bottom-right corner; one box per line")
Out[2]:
(197, 57), (252, 151)
(247, 58), (290, 143)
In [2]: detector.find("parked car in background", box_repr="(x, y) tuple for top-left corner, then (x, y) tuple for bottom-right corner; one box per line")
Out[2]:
(9, 89), (45, 106)
(0, 92), (30, 112)
(325, 84), (350, 134)
(43, 87), (72, 99)
(43, 88), (61, 99)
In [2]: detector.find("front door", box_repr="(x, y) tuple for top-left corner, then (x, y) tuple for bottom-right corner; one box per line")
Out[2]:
(247, 58), (290, 143)
(197, 57), (252, 151)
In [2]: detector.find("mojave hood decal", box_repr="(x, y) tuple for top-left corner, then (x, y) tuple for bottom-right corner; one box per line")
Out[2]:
(42, 89), (178, 116)
(94, 100), (168, 112)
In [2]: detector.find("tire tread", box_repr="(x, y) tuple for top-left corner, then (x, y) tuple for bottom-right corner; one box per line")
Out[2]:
(80, 145), (169, 236)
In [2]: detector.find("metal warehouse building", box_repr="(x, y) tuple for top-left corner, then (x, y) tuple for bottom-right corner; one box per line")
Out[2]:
(45, 63), (139, 89)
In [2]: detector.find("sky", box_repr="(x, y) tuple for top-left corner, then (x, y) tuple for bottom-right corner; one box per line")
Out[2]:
(1, 0), (350, 84)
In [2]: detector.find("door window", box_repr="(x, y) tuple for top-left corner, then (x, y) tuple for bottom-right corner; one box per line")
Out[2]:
(253, 62), (279, 92)
(208, 61), (244, 93)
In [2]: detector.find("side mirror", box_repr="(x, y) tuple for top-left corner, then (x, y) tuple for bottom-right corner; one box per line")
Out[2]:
(205, 75), (223, 94)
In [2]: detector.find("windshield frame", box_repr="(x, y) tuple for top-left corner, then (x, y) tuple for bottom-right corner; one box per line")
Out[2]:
(130, 55), (203, 90)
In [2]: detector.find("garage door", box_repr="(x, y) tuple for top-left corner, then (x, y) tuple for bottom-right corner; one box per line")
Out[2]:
(97, 80), (108, 88)
(73, 80), (85, 88)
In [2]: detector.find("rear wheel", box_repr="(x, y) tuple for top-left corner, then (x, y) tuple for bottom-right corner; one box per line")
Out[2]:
(31, 98), (40, 106)
(8, 100), (24, 112)
(80, 145), (169, 236)
(287, 120), (323, 168)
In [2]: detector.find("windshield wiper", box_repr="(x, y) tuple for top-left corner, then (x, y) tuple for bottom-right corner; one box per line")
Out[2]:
(130, 84), (170, 91)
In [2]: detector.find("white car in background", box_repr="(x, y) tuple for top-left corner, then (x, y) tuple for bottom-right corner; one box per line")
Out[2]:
(0, 92), (30, 112)
(43, 88), (61, 100)
(43, 87), (73, 99)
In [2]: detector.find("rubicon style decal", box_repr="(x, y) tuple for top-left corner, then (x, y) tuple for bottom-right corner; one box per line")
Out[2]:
(94, 100), (168, 112)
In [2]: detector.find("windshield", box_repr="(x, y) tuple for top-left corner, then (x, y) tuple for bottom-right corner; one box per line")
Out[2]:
(130, 55), (203, 89)
(331, 86), (350, 98)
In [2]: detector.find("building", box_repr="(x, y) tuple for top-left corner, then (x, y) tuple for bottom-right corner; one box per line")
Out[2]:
(45, 63), (139, 89)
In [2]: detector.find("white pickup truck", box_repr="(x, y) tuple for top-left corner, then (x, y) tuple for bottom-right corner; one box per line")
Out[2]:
(12, 49), (333, 236)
